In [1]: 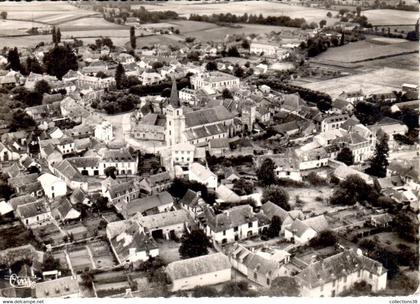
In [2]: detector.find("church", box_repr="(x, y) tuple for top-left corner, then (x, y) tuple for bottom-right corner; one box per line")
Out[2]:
(165, 79), (236, 147)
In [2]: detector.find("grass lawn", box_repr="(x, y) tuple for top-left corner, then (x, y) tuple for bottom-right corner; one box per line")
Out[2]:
(363, 231), (418, 252)
(0, 222), (39, 250)
(288, 186), (334, 215)
(299, 67), (419, 99)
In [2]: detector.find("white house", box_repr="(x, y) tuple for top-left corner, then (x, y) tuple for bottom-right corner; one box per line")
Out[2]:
(16, 199), (51, 227)
(0, 143), (20, 162)
(188, 162), (217, 189)
(202, 205), (263, 244)
(37, 173), (67, 199)
(297, 249), (387, 297)
(284, 215), (329, 244)
(190, 71), (239, 91)
(94, 121), (113, 143)
(107, 220), (159, 265)
(166, 252), (231, 292)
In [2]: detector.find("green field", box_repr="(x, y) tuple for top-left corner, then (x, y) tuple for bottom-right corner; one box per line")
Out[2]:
(298, 67), (418, 99)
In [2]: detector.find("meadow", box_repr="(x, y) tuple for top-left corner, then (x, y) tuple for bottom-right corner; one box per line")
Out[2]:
(298, 67), (419, 99)
(313, 39), (418, 63)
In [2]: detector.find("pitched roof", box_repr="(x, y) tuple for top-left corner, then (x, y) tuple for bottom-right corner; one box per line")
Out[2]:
(148, 171), (171, 187)
(261, 201), (290, 222)
(209, 138), (229, 149)
(179, 189), (200, 208)
(169, 78), (180, 108)
(296, 250), (386, 289)
(16, 200), (48, 218)
(54, 160), (85, 182)
(185, 105), (233, 128)
(110, 221), (158, 262)
(9, 194), (37, 210)
(302, 215), (329, 233)
(134, 209), (190, 230)
(204, 205), (257, 233)
(34, 276), (79, 298)
(126, 191), (173, 217)
(190, 163), (216, 182)
(229, 244), (278, 274)
(67, 157), (100, 168)
(166, 252), (230, 281)
(216, 184), (241, 203)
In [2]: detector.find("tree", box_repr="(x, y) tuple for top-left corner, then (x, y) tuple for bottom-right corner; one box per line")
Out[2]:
(42, 253), (61, 271)
(393, 212), (418, 242)
(7, 47), (21, 72)
(227, 46), (240, 57)
(220, 281), (256, 297)
(233, 65), (244, 78)
(336, 147), (354, 165)
(130, 26), (136, 49)
(309, 230), (337, 248)
(191, 286), (218, 297)
(9, 110), (36, 131)
(56, 28), (61, 43)
(151, 61), (163, 71)
(179, 230), (211, 259)
(115, 63), (127, 89)
(80, 268), (94, 288)
(261, 185), (290, 211)
(24, 56), (43, 75)
(43, 45), (78, 79)
(340, 33), (345, 46)
(205, 61), (218, 71)
(51, 26), (57, 44)
(0, 11), (7, 20)
(330, 175), (376, 206)
(326, 11), (332, 18)
(266, 215), (282, 238)
(241, 39), (250, 49)
(257, 158), (276, 186)
(232, 178), (254, 195)
(34, 80), (51, 95)
(319, 19), (327, 28)
(265, 277), (300, 296)
(104, 166), (117, 179)
(365, 134), (389, 178)
(222, 88), (233, 99)
(0, 183), (15, 201)
(356, 6), (362, 17)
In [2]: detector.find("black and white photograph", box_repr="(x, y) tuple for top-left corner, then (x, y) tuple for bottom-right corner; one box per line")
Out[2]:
(0, 0), (418, 301)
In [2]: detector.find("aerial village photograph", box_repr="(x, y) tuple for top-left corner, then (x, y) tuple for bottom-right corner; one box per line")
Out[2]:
(0, 0), (418, 301)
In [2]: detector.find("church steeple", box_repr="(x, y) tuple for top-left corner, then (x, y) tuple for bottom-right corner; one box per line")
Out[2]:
(169, 77), (181, 108)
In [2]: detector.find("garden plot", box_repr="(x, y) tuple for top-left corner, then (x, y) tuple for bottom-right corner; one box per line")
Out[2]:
(288, 186), (334, 215)
(87, 240), (116, 269)
(67, 245), (94, 273)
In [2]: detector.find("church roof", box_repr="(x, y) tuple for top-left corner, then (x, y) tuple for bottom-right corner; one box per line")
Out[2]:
(169, 78), (180, 108)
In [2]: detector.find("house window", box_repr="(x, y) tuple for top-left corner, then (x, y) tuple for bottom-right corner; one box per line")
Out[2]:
(369, 273), (372, 279)
(266, 278), (270, 285)
(234, 227), (238, 232)
(248, 222), (252, 228)
(223, 230), (226, 236)
(254, 272), (257, 280)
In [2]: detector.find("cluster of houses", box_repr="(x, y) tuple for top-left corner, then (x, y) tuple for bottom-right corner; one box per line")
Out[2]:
(0, 21), (418, 298)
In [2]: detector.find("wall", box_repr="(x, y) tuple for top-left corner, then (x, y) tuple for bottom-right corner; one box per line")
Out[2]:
(171, 268), (231, 292)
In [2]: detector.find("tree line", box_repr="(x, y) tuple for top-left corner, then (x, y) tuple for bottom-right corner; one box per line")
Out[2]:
(189, 13), (306, 28)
